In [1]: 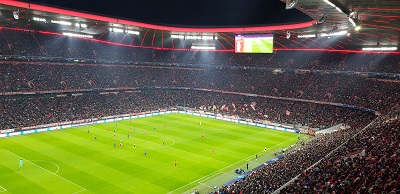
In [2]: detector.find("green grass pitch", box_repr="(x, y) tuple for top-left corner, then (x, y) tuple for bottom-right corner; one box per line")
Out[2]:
(251, 38), (273, 53)
(0, 113), (301, 193)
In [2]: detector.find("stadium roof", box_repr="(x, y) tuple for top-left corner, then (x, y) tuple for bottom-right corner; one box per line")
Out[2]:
(22, 0), (313, 27)
(0, 0), (399, 51)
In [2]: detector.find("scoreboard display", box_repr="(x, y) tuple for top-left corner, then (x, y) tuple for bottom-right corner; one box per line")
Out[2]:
(235, 34), (274, 53)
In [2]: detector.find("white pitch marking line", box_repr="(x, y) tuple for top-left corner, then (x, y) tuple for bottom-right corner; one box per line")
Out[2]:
(0, 186), (6, 192)
(166, 136), (298, 194)
(130, 135), (224, 164)
(199, 182), (213, 189)
(72, 189), (86, 194)
(123, 135), (176, 150)
(221, 172), (237, 178)
(30, 160), (60, 174)
(4, 150), (86, 194)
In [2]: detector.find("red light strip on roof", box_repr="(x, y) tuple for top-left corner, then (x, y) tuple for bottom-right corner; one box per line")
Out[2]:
(275, 48), (400, 54)
(2, 0), (315, 33)
(3, 26), (398, 54)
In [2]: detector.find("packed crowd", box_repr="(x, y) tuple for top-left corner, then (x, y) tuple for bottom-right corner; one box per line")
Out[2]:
(0, 63), (398, 113)
(279, 115), (400, 193)
(0, 29), (398, 114)
(209, 109), (399, 194)
(1, 28), (400, 73)
(0, 91), (173, 130)
(0, 28), (399, 194)
(0, 90), (374, 131)
(213, 124), (367, 193)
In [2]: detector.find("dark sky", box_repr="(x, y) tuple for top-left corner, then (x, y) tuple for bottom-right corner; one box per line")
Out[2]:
(25, 0), (312, 27)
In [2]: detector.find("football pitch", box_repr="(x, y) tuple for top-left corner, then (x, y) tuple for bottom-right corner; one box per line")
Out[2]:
(0, 113), (301, 193)
(250, 38), (273, 53)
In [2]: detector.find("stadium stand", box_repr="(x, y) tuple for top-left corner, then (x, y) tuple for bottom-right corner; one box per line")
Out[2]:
(1, 28), (399, 193)
(0, 90), (375, 130)
(278, 107), (400, 194)
(0, 61), (398, 112)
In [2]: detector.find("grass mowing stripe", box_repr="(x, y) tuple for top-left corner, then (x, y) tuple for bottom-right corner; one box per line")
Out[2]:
(0, 151), (50, 194)
(37, 123), (228, 192)
(36, 133), (171, 177)
(169, 135), (299, 194)
(8, 133), (164, 193)
(1, 113), (300, 193)
(1, 150), (86, 193)
(2, 138), (137, 194)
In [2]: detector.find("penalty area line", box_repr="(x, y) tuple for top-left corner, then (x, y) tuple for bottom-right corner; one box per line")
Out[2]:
(199, 182), (213, 189)
(30, 160), (60, 174)
(4, 150), (86, 194)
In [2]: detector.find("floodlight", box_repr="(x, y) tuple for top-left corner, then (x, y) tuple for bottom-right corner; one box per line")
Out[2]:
(63, 32), (93, 38)
(323, 0), (351, 15)
(362, 47), (397, 51)
(191, 46), (216, 50)
(298, 34), (317, 38)
(186, 35), (202, 40)
(51, 20), (72, 26)
(33, 17), (46, 22)
(126, 30), (140, 35)
(323, 0), (336, 7)
(330, 30), (348, 36)
(109, 28), (123, 33)
(320, 33), (329, 37)
(171, 35), (185, 39)
(114, 28), (124, 33)
(349, 17), (362, 31)
(285, 0), (298, 10)
(317, 16), (327, 24)
(13, 9), (19, 20)
(202, 36), (214, 40)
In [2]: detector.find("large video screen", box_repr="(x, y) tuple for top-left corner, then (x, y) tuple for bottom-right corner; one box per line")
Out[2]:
(235, 34), (274, 53)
